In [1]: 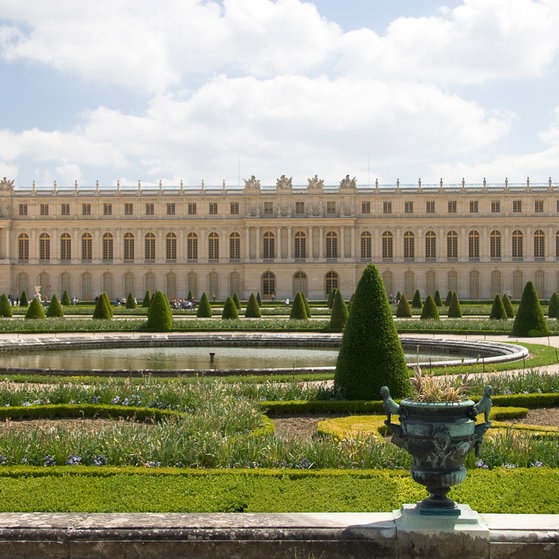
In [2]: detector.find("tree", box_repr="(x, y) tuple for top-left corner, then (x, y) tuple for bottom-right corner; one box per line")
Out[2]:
(92, 293), (113, 319)
(20, 291), (29, 307)
(434, 290), (443, 307)
(445, 290), (453, 307)
(146, 290), (173, 331)
(303, 293), (311, 318)
(420, 294), (439, 320)
(245, 293), (261, 318)
(289, 292), (308, 319)
(327, 288), (339, 309)
(411, 289), (423, 309)
(25, 297), (45, 319)
(512, 281), (549, 336)
(196, 292), (212, 318)
(222, 296), (239, 319)
(329, 290), (348, 331)
(334, 264), (409, 400)
(60, 290), (71, 306)
(489, 294), (507, 320)
(256, 292), (262, 307)
(142, 291), (152, 308)
(502, 292), (515, 318)
(232, 293), (241, 311)
(187, 290), (193, 302)
(548, 292), (559, 319)
(125, 292), (137, 309)
(46, 293), (64, 318)
(0, 294), (12, 318)
(447, 291), (462, 318)
(395, 293), (412, 318)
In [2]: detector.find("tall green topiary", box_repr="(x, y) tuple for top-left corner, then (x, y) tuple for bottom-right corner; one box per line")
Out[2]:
(145, 290), (173, 331)
(25, 297), (45, 319)
(411, 289), (422, 309)
(245, 293), (261, 318)
(502, 292), (515, 318)
(548, 292), (559, 319)
(445, 290), (453, 306)
(92, 293), (113, 319)
(232, 293), (241, 311)
(434, 290), (443, 307)
(256, 292), (262, 307)
(222, 296), (239, 319)
(303, 293), (311, 318)
(327, 288), (339, 309)
(447, 291), (462, 318)
(290, 292), (308, 319)
(20, 291), (29, 307)
(329, 290), (348, 331)
(395, 293), (412, 318)
(334, 264), (409, 400)
(187, 290), (193, 301)
(489, 294), (507, 320)
(0, 294), (12, 317)
(46, 293), (64, 318)
(125, 292), (137, 309)
(196, 292), (212, 318)
(60, 290), (71, 306)
(512, 281), (549, 336)
(420, 294), (440, 320)
(142, 290), (152, 308)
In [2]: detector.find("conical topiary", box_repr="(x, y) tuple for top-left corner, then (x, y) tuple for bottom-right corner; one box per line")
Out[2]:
(502, 292), (515, 318)
(92, 293), (113, 319)
(303, 293), (311, 318)
(0, 294), (12, 318)
(232, 293), (241, 311)
(60, 290), (71, 306)
(145, 290), (173, 331)
(548, 292), (559, 319)
(222, 296), (239, 319)
(411, 289), (423, 309)
(327, 288), (339, 309)
(256, 292), (262, 307)
(329, 289), (348, 331)
(512, 281), (549, 336)
(447, 291), (462, 318)
(25, 297), (45, 319)
(187, 290), (193, 301)
(395, 293), (412, 318)
(290, 292), (308, 320)
(434, 290), (443, 307)
(489, 294), (507, 320)
(20, 291), (29, 307)
(334, 264), (409, 400)
(142, 290), (152, 308)
(445, 290), (453, 306)
(196, 292), (212, 318)
(126, 292), (137, 309)
(420, 294), (440, 320)
(245, 293), (261, 318)
(46, 293), (64, 318)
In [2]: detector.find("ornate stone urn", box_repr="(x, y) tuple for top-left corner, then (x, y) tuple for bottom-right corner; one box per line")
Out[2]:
(381, 386), (493, 514)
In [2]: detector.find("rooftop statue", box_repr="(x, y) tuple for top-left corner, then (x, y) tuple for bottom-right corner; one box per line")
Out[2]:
(307, 174), (324, 191)
(276, 175), (292, 190)
(0, 177), (14, 191)
(339, 174), (357, 189)
(243, 175), (261, 191)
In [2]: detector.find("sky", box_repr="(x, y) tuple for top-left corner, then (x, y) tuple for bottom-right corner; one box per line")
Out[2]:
(1, 0), (559, 189)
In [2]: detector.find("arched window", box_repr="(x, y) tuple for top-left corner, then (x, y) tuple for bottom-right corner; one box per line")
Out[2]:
(447, 270), (458, 295)
(512, 270), (523, 299)
(535, 270), (545, 298)
(490, 230), (501, 260)
(262, 271), (275, 296)
(208, 232), (219, 261)
(447, 230), (458, 260)
(425, 230), (436, 260)
(426, 270), (436, 296)
(60, 233), (71, 261)
(229, 271), (241, 296)
(166, 232), (177, 261)
(293, 271), (308, 296)
(18, 233), (29, 262)
(326, 231), (338, 259)
(81, 233), (92, 262)
(382, 271), (394, 297)
(382, 231), (393, 260)
(59, 272), (71, 296)
(209, 271), (219, 298)
(39, 233), (50, 261)
(534, 230), (545, 260)
(124, 232), (135, 262)
(512, 229), (523, 260)
(102, 233), (113, 262)
(187, 272), (197, 297)
(360, 231), (372, 260)
(166, 272), (176, 299)
(404, 270), (415, 298)
(490, 270), (502, 296)
(294, 231), (306, 260)
(144, 272), (156, 294)
(403, 231), (415, 260)
(187, 232), (198, 261)
(469, 270), (480, 299)
(229, 232), (240, 261)
(325, 271), (338, 296)
(81, 272), (92, 300)
(145, 232), (156, 261)
(468, 230), (480, 260)
(124, 272), (134, 297)
(263, 231), (275, 259)
(102, 271), (113, 299)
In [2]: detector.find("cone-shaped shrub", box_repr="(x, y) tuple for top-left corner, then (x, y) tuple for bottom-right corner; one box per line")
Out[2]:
(20, 291), (29, 307)
(0, 294), (12, 317)
(420, 294), (439, 320)
(334, 264), (409, 400)
(25, 297), (45, 319)
(395, 293), (412, 318)
(489, 294), (507, 320)
(512, 281), (549, 336)
(502, 292), (515, 318)
(46, 293), (64, 318)
(92, 293), (113, 319)
(290, 292), (308, 319)
(445, 290), (453, 306)
(196, 292), (212, 318)
(60, 290), (71, 306)
(245, 293), (261, 318)
(411, 289), (422, 309)
(232, 293), (241, 310)
(329, 290), (348, 331)
(303, 293), (311, 318)
(125, 292), (136, 309)
(447, 291), (462, 318)
(548, 292), (559, 319)
(142, 291), (152, 308)
(187, 290), (193, 301)
(434, 290), (443, 307)
(327, 288), (339, 309)
(145, 290), (173, 331)
(222, 296), (239, 319)
(396, 291), (401, 303)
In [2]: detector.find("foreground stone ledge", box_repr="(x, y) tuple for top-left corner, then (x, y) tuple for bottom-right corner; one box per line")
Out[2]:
(0, 510), (556, 559)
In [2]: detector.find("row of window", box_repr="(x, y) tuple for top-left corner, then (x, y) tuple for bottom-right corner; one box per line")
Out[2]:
(16, 229), (554, 262)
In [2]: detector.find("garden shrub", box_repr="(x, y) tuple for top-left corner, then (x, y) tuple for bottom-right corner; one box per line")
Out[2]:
(0, 293), (12, 318)
(125, 292), (137, 309)
(334, 263), (409, 400)
(20, 290), (29, 306)
(411, 289), (422, 309)
(289, 292), (308, 320)
(222, 296), (239, 319)
(445, 290), (453, 306)
(196, 292), (212, 318)
(187, 290), (193, 301)
(25, 297), (45, 319)
(329, 289), (348, 331)
(256, 292), (262, 307)
(46, 293), (64, 318)
(420, 294), (439, 320)
(395, 293), (412, 318)
(489, 294), (507, 320)
(327, 288), (339, 309)
(60, 290), (71, 306)
(92, 293), (113, 320)
(245, 293), (261, 318)
(447, 291), (462, 318)
(303, 293), (311, 318)
(502, 292), (515, 318)
(434, 290), (443, 307)
(142, 290), (152, 308)
(232, 293), (241, 311)
(146, 290), (173, 331)
(512, 281), (549, 336)
(548, 292), (559, 319)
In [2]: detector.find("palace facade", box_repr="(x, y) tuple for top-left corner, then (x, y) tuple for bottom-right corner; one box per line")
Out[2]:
(0, 174), (557, 302)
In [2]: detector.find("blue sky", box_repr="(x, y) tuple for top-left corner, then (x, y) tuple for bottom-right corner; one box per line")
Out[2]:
(1, 0), (558, 189)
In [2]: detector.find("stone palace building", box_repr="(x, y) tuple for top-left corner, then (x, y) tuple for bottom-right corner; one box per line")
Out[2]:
(0, 174), (557, 302)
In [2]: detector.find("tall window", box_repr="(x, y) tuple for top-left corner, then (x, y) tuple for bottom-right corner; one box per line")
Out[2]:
(145, 203), (155, 216)
(60, 233), (71, 261)
(404, 201), (414, 213)
(263, 231), (275, 260)
(124, 232), (135, 262)
(426, 201), (435, 213)
(326, 201), (336, 215)
(360, 231), (372, 260)
(383, 201), (392, 214)
(403, 231), (415, 260)
(262, 271), (275, 296)
(61, 204), (70, 216)
(425, 230), (436, 260)
(82, 203), (91, 216)
(512, 229), (523, 260)
(491, 200), (500, 213)
(490, 230), (501, 260)
(447, 230), (458, 260)
(295, 201), (305, 215)
(512, 200), (522, 213)
(468, 230), (480, 260)
(19, 204), (27, 216)
(293, 271), (307, 296)
(81, 233), (92, 262)
(208, 232), (219, 261)
(39, 233), (50, 261)
(166, 203), (175, 216)
(40, 204), (49, 216)
(229, 232), (240, 261)
(264, 202), (274, 215)
(124, 203), (133, 215)
(448, 200), (457, 213)
(188, 203), (197, 215)
(535, 200), (544, 213)
(145, 233), (156, 261)
(103, 203), (112, 216)
(326, 231), (338, 259)
(102, 233), (113, 262)
(469, 200), (478, 213)
(362, 201), (371, 214)
(382, 230), (393, 260)
(18, 233), (29, 262)
(325, 271), (339, 296)
(209, 202), (218, 215)
(294, 231), (306, 259)
(230, 202), (239, 215)
(187, 233), (198, 261)
(534, 230), (545, 260)
(166, 233), (177, 260)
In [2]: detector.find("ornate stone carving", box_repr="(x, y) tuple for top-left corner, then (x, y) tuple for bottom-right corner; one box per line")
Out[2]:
(243, 175), (261, 191)
(339, 175), (357, 189)
(307, 175), (324, 191)
(276, 175), (292, 190)
(0, 177), (14, 191)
